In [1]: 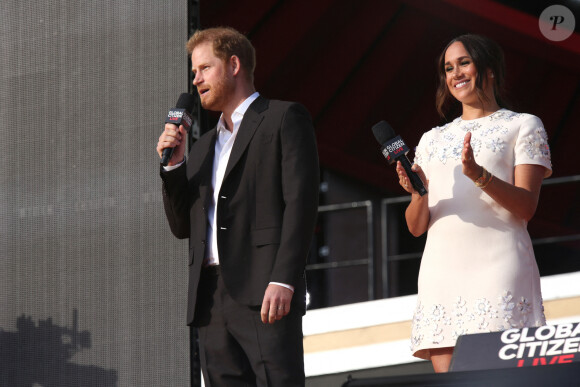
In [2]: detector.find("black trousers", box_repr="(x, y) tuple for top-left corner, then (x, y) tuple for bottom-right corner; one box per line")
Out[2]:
(194, 266), (305, 387)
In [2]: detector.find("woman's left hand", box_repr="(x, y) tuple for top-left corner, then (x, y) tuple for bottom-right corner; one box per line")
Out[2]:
(461, 132), (546, 222)
(462, 132), (483, 181)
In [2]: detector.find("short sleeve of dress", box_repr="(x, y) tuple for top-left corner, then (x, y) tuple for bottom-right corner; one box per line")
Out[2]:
(413, 131), (430, 175)
(514, 115), (552, 178)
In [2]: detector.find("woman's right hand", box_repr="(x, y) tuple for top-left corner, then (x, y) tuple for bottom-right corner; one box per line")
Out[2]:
(398, 161), (430, 236)
(396, 161), (428, 195)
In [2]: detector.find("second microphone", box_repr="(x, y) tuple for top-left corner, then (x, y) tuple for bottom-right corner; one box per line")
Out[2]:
(372, 120), (428, 196)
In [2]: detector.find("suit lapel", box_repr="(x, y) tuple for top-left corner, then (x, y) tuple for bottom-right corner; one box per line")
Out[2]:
(198, 131), (217, 217)
(223, 96), (269, 181)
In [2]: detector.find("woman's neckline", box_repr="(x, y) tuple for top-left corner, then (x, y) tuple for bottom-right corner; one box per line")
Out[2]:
(458, 108), (506, 122)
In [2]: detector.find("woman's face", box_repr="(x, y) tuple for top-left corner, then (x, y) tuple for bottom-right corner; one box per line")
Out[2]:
(444, 41), (488, 105)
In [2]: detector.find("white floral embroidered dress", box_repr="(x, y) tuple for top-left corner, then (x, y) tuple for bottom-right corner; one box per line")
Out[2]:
(411, 109), (552, 360)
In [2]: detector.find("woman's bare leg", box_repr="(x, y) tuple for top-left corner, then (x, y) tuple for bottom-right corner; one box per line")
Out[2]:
(430, 347), (454, 373)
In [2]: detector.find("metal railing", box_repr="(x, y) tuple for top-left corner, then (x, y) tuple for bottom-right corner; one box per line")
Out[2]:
(306, 200), (375, 301)
(303, 174), (579, 305)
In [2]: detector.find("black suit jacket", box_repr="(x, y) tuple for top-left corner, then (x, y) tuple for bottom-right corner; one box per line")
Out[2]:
(161, 96), (320, 325)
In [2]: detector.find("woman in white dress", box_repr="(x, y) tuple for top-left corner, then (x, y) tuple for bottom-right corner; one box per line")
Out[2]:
(397, 34), (552, 373)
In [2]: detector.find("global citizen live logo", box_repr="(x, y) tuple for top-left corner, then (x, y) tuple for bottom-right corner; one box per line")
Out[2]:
(539, 5), (576, 42)
(498, 323), (580, 367)
(381, 136), (409, 164)
(167, 109), (193, 128)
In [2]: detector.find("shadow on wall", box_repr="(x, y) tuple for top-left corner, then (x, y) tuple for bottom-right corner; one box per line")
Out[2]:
(0, 309), (117, 387)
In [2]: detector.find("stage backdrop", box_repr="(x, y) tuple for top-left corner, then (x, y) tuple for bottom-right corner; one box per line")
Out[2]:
(0, 1), (190, 385)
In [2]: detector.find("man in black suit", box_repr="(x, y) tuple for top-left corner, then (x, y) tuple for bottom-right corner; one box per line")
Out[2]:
(156, 27), (319, 386)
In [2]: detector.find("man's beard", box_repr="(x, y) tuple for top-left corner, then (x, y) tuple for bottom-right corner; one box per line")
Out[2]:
(200, 74), (235, 112)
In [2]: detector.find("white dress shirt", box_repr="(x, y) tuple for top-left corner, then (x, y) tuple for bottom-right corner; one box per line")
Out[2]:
(205, 92), (259, 266)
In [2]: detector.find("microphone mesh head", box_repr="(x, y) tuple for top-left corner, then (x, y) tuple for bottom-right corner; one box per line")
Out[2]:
(371, 120), (396, 144)
(175, 93), (196, 112)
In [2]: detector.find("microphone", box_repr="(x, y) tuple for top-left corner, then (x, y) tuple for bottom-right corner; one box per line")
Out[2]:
(372, 120), (427, 196)
(161, 93), (196, 166)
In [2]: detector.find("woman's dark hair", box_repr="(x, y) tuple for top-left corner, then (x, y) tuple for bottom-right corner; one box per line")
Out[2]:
(435, 34), (507, 118)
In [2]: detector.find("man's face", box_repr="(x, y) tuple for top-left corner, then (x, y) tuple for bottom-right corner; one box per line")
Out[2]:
(191, 42), (234, 112)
